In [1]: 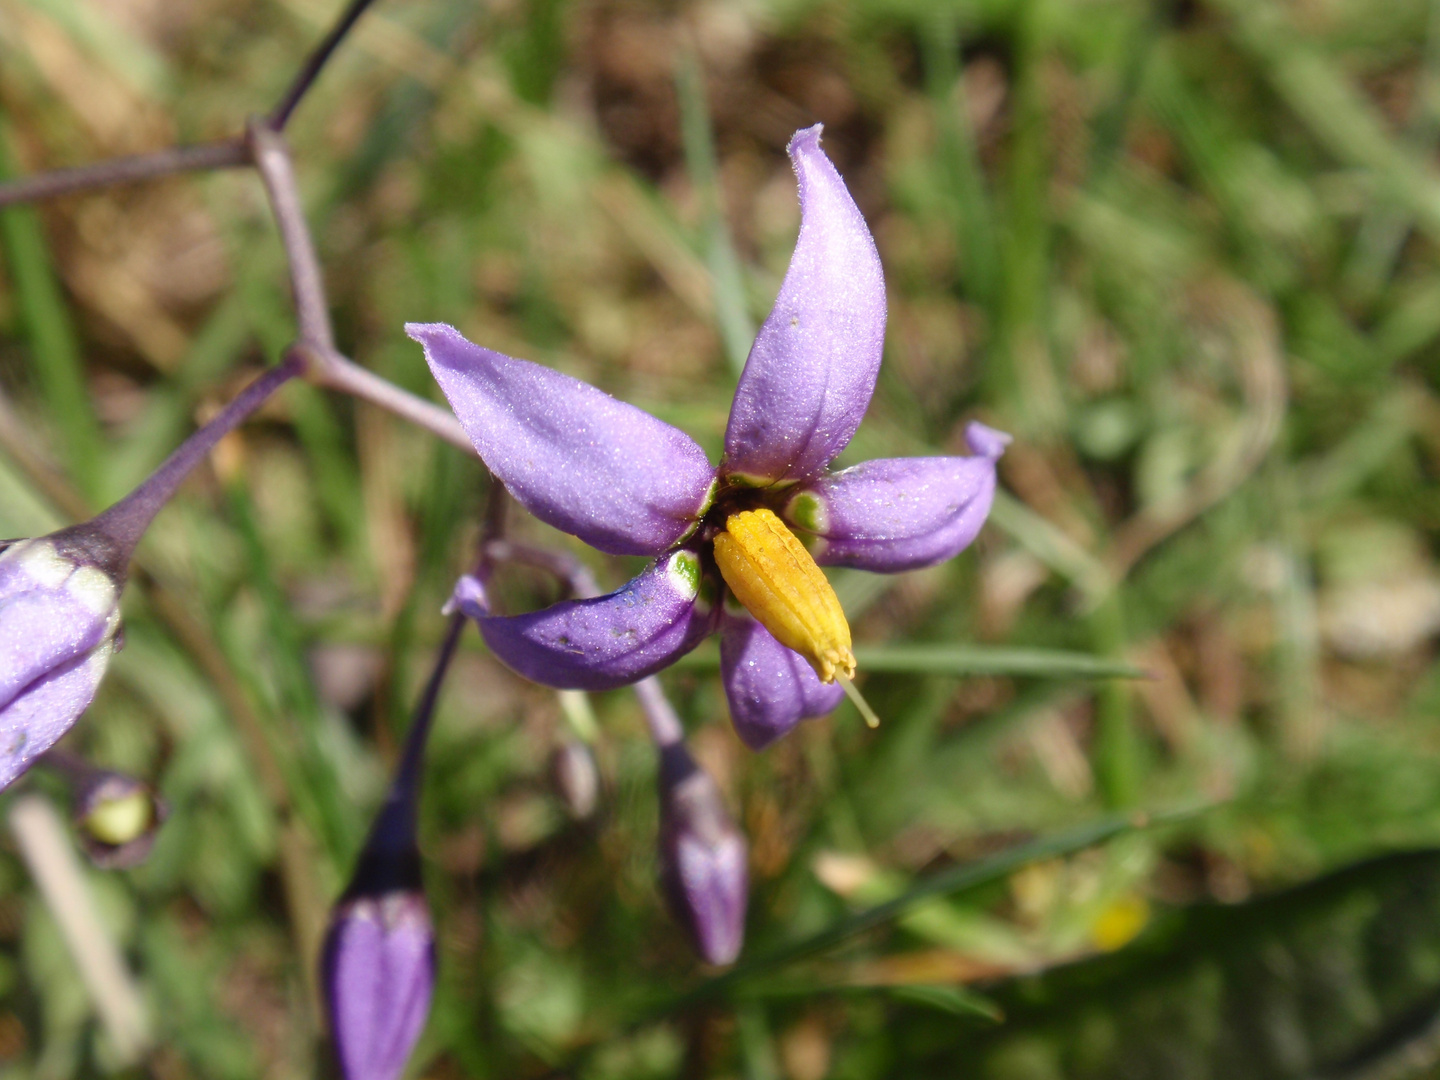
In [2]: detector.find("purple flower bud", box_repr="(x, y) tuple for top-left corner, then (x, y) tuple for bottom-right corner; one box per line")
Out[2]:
(0, 356), (304, 796)
(0, 528), (125, 792)
(72, 769), (168, 869)
(656, 743), (748, 966)
(322, 890), (435, 1080)
(322, 638), (443, 1080)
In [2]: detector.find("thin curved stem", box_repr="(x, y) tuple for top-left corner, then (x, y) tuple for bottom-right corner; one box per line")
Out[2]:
(89, 351), (305, 557)
(270, 0), (385, 130)
(0, 0), (382, 208)
(392, 612), (465, 807)
(0, 140), (248, 208)
(343, 609), (464, 895)
(248, 124), (335, 351)
(634, 676), (685, 747)
(475, 535), (685, 746)
(308, 346), (473, 453)
(480, 540), (601, 598)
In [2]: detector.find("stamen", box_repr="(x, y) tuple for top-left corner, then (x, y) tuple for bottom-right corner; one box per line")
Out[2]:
(713, 508), (854, 684)
(836, 672), (881, 729)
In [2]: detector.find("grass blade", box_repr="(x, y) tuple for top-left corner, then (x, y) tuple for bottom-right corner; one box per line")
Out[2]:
(0, 119), (104, 500)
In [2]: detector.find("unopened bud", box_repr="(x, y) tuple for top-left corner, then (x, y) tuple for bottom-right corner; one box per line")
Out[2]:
(0, 530), (126, 793)
(322, 890), (435, 1080)
(322, 771), (433, 1080)
(551, 739), (600, 821)
(656, 743), (748, 966)
(73, 771), (168, 869)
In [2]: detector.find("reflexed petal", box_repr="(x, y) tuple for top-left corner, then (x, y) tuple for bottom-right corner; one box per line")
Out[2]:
(786, 423), (1009, 573)
(407, 323), (716, 556)
(719, 610), (843, 750)
(469, 552), (718, 690)
(0, 643), (112, 792)
(723, 125), (886, 485)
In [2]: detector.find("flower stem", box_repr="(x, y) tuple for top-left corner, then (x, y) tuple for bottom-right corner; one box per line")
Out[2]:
(634, 676), (686, 748)
(0, 140), (248, 209)
(268, 0), (383, 130)
(89, 351), (304, 559)
(392, 612), (465, 810)
(248, 125), (335, 352)
(346, 610), (464, 897)
(476, 534), (686, 747)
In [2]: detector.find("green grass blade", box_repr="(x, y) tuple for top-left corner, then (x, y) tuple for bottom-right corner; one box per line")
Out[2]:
(672, 642), (1145, 679)
(1216, 0), (1440, 244)
(0, 119), (104, 501)
(922, 11), (1000, 308)
(854, 644), (1146, 679)
(675, 46), (754, 377)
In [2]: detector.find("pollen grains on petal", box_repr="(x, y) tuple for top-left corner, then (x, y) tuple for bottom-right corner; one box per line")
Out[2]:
(711, 508), (855, 683)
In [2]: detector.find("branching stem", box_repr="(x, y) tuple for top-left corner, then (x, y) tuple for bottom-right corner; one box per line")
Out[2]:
(269, 0), (385, 130)
(0, 140), (248, 208)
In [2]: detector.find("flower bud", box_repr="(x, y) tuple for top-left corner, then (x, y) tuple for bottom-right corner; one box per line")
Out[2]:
(551, 739), (600, 821)
(322, 890), (435, 1080)
(73, 770), (168, 869)
(656, 742), (748, 966)
(0, 529), (125, 793)
(322, 776), (434, 1080)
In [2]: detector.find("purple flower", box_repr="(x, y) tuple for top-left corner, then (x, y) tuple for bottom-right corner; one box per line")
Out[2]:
(0, 528), (125, 791)
(657, 742), (748, 966)
(410, 124), (1008, 750)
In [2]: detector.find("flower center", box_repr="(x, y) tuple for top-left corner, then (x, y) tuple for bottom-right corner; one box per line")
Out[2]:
(712, 508), (855, 683)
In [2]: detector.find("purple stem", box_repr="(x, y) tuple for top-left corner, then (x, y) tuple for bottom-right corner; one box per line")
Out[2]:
(0, 140), (248, 208)
(481, 539), (601, 600)
(269, 0), (383, 130)
(37, 748), (100, 786)
(345, 612), (465, 897)
(89, 352), (304, 559)
(634, 676), (686, 748)
(248, 125), (335, 352)
(393, 612), (465, 810)
(346, 485), (503, 893)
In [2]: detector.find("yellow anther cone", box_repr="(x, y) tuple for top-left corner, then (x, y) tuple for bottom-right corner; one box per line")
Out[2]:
(713, 509), (853, 680)
(714, 509), (880, 728)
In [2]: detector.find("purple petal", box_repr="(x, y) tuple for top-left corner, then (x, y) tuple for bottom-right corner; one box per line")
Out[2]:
(786, 423), (1009, 573)
(0, 539), (119, 710)
(469, 552), (718, 690)
(719, 611), (843, 750)
(407, 323), (716, 556)
(722, 125), (886, 486)
(0, 643), (113, 792)
(323, 893), (435, 1080)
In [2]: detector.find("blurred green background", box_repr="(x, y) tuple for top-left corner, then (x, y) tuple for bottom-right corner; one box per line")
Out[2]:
(5, 0), (1440, 1076)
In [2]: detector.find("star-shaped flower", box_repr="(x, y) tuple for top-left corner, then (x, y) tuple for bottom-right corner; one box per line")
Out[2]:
(408, 125), (1008, 749)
